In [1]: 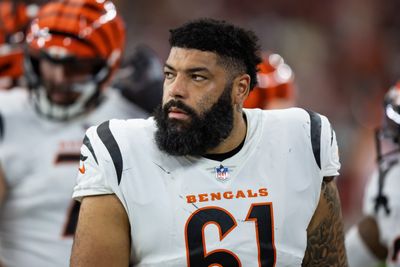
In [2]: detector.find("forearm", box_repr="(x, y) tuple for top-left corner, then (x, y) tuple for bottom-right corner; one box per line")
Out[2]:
(302, 180), (348, 266)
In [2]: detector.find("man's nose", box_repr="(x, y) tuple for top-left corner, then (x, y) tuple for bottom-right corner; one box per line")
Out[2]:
(166, 74), (188, 99)
(51, 65), (67, 85)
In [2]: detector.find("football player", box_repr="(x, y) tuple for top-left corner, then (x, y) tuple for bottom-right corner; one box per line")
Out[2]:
(0, 0), (38, 89)
(346, 82), (400, 267)
(71, 18), (347, 266)
(0, 0), (147, 266)
(244, 52), (296, 110)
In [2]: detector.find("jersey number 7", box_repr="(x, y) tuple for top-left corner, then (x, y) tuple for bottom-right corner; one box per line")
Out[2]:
(185, 202), (276, 267)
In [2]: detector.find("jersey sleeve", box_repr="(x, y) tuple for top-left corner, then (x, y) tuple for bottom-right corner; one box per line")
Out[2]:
(72, 124), (114, 201)
(320, 115), (341, 177)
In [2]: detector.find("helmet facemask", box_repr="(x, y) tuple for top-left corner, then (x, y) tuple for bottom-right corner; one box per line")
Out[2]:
(25, 51), (110, 121)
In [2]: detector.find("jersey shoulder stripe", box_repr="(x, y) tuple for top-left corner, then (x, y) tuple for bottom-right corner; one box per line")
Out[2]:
(305, 109), (322, 169)
(83, 134), (98, 164)
(97, 120), (123, 185)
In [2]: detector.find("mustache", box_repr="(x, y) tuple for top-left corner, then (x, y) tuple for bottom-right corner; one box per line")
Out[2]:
(162, 100), (196, 117)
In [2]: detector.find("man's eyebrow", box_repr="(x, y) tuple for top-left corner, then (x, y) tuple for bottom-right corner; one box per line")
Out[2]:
(164, 63), (175, 71)
(186, 67), (210, 74)
(164, 64), (210, 74)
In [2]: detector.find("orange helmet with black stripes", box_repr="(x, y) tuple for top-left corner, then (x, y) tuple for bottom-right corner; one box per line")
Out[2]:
(25, 0), (125, 120)
(0, 1), (36, 88)
(244, 52), (295, 110)
(0, 0), (31, 44)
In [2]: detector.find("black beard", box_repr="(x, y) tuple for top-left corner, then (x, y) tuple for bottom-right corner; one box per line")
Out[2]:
(153, 84), (234, 156)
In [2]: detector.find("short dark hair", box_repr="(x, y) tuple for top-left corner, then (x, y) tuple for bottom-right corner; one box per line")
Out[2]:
(169, 18), (262, 90)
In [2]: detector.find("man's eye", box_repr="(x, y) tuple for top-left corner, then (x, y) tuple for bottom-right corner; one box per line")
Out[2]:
(192, 74), (206, 81)
(164, 71), (174, 79)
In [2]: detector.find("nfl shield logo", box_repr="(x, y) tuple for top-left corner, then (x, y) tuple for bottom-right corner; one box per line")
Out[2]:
(215, 165), (229, 182)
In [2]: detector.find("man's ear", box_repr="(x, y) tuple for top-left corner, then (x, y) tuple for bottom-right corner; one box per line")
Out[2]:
(233, 74), (251, 104)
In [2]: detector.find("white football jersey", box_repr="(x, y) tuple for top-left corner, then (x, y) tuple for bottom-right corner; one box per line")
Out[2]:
(0, 88), (148, 267)
(363, 158), (400, 267)
(73, 107), (340, 267)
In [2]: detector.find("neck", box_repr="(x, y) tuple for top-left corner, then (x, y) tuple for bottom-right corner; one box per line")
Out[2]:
(206, 110), (247, 154)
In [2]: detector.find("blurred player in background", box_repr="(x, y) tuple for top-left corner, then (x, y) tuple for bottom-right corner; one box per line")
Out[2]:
(346, 82), (400, 267)
(0, 0), (147, 266)
(113, 44), (163, 114)
(244, 52), (296, 110)
(0, 0), (38, 89)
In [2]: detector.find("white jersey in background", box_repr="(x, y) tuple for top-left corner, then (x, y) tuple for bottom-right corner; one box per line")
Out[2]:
(363, 160), (400, 267)
(0, 88), (148, 267)
(73, 108), (340, 267)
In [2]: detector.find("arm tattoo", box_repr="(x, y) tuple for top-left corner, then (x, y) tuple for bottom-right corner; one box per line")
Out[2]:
(302, 180), (348, 267)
